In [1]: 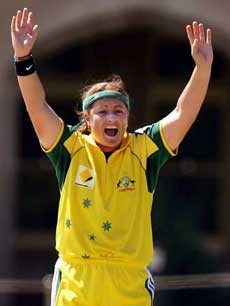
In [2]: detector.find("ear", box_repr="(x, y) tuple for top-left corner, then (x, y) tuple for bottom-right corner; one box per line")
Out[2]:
(83, 111), (90, 127)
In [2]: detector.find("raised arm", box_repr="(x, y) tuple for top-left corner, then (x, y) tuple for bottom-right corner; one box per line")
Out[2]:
(161, 21), (213, 152)
(11, 8), (62, 150)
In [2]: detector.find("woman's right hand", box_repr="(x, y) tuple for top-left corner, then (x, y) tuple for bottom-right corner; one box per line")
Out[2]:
(11, 8), (38, 58)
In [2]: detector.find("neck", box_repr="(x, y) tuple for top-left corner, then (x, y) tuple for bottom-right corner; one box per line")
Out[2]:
(97, 143), (121, 153)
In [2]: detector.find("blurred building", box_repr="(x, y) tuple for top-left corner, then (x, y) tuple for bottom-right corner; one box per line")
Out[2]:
(0, 1), (230, 305)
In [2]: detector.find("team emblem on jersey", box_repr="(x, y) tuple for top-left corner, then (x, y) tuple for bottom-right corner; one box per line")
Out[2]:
(74, 165), (95, 189)
(116, 176), (136, 192)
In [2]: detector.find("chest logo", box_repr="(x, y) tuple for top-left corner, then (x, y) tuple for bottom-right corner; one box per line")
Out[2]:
(75, 165), (95, 189)
(117, 176), (136, 192)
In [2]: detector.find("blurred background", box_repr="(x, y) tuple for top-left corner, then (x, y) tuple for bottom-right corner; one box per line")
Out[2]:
(0, 0), (230, 305)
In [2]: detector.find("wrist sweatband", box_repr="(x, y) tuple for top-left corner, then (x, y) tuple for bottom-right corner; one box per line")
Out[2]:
(82, 90), (130, 111)
(14, 55), (36, 76)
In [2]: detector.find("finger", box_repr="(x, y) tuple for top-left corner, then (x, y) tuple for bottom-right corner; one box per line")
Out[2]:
(21, 8), (29, 27)
(11, 16), (16, 33)
(206, 28), (212, 45)
(192, 21), (199, 40)
(199, 23), (205, 42)
(32, 24), (39, 41)
(16, 10), (22, 30)
(193, 38), (199, 53)
(27, 11), (33, 25)
(186, 25), (194, 46)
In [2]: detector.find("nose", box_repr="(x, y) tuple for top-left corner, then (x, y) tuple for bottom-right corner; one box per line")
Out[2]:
(106, 112), (117, 122)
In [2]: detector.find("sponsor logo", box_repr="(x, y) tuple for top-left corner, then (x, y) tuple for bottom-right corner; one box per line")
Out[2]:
(74, 165), (95, 188)
(25, 64), (34, 71)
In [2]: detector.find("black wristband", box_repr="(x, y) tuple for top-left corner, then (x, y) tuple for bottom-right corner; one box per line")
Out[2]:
(15, 55), (36, 76)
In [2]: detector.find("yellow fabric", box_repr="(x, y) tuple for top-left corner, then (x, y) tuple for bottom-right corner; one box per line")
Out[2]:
(56, 259), (153, 306)
(56, 131), (159, 267)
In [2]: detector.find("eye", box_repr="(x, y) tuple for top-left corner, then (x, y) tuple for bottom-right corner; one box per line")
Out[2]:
(115, 109), (124, 114)
(97, 110), (106, 115)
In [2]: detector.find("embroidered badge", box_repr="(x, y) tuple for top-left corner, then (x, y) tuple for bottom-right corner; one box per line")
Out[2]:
(88, 234), (96, 241)
(102, 221), (112, 232)
(82, 198), (92, 208)
(116, 176), (136, 192)
(65, 218), (72, 229)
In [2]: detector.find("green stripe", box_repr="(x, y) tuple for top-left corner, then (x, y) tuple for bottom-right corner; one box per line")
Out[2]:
(82, 90), (130, 110)
(46, 124), (76, 190)
(144, 121), (172, 193)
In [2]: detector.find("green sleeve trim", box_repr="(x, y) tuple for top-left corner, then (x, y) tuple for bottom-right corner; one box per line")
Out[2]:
(46, 124), (76, 190)
(159, 122), (177, 156)
(140, 121), (174, 193)
(144, 121), (174, 156)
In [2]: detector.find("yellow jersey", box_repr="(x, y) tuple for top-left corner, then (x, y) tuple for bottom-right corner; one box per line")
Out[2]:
(45, 120), (174, 267)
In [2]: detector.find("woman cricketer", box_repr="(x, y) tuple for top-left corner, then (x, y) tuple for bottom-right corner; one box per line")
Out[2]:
(11, 8), (213, 306)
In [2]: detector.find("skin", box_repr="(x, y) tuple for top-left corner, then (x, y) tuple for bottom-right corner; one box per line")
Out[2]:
(11, 8), (213, 153)
(161, 21), (213, 151)
(11, 9), (38, 58)
(84, 99), (129, 152)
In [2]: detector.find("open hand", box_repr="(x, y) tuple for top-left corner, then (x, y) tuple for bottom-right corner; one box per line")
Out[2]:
(11, 8), (38, 58)
(186, 21), (213, 68)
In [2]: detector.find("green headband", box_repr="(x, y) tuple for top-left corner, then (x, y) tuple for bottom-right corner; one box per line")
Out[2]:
(82, 90), (130, 111)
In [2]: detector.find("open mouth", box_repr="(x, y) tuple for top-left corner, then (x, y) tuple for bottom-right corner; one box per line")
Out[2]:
(104, 128), (118, 137)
